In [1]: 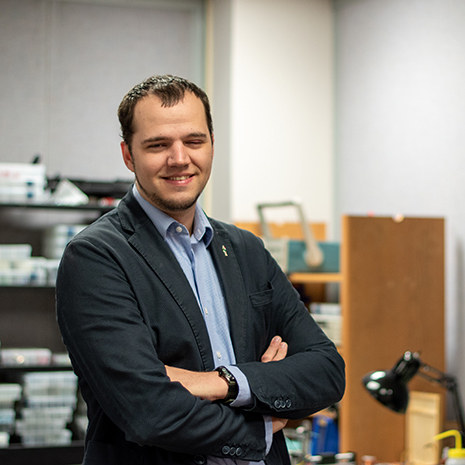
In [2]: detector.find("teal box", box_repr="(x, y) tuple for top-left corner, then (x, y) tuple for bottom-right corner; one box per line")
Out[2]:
(286, 240), (340, 273)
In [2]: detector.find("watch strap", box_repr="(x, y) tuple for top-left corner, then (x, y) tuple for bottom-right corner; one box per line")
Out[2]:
(215, 366), (239, 405)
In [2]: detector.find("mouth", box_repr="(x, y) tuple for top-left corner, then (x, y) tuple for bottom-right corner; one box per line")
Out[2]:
(166, 175), (192, 181)
(162, 174), (195, 185)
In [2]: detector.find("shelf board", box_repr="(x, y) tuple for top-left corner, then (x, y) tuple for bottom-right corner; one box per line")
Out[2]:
(0, 364), (72, 373)
(0, 284), (54, 290)
(288, 272), (342, 284)
(0, 441), (84, 465)
(0, 201), (114, 212)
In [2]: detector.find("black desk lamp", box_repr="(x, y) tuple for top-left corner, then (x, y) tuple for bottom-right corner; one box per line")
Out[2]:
(362, 351), (465, 440)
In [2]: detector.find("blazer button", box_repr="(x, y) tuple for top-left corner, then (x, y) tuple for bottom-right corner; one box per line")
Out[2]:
(274, 399), (281, 409)
(286, 399), (292, 408)
(228, 446), (236, 456)
(193, 455), (206, 465)
(222, 445), (230, 455)
(236, 447), (243, 457)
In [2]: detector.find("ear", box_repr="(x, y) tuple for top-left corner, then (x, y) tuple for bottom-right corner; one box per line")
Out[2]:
(211, 133), (215, 159)
(121, 142), (135, 173)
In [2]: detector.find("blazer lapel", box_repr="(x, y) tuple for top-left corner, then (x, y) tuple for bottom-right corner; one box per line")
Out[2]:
(209, 226), (250, 364)
(118, 193), (215, 370)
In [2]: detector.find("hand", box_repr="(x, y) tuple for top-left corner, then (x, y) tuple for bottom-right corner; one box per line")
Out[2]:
(261, 336), (288, 363)
(263, 337), (289, 433)
(164, 365), (228, 402)
(272, 416), (288, 433)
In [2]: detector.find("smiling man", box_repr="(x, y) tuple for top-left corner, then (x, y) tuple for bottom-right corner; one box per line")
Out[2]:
(121, 90), (213, 230)
(56, 75), (345, 465)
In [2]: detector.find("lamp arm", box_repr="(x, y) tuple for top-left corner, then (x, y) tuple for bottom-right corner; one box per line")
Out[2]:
(419, 363), (465, 439)
(450, 380), (465, 440)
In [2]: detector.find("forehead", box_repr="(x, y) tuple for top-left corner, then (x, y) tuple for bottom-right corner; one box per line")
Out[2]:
(132, 92), (208, 136)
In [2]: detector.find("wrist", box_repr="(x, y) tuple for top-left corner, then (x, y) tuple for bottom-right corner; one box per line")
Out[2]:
(215, 366), (239, 405)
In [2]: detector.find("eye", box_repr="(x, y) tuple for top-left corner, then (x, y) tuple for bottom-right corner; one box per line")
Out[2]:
(146, 142), (167, 150)
(186, 139), (205, 147)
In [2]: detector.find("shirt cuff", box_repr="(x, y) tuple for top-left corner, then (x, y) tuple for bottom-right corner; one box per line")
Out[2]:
(225, 365), (252, 408)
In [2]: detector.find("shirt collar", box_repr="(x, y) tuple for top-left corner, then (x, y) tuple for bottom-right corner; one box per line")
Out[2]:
(132, 184), (213, 246)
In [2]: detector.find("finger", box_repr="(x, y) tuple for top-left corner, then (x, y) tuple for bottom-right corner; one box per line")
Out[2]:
(273, 341), (288, 362)
(261, 336), (282, 363)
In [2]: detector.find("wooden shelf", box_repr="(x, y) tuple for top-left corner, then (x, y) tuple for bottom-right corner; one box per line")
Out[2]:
(289, 272), (342, 284)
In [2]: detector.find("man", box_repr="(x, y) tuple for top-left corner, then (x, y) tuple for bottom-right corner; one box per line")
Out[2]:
(56, 75), (345, 465)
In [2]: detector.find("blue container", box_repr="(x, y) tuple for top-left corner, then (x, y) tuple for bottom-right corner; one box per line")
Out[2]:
(311, 415), (339, 454)
(287, 241), (340, 273)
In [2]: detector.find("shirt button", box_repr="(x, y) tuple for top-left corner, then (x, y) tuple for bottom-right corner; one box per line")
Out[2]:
(204, 307), (209, 315)
(175, 226), (183, 233)
(216, 351), (222, 359)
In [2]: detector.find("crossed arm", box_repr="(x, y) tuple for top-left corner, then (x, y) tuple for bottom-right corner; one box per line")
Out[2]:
(165, 335), (289, 433)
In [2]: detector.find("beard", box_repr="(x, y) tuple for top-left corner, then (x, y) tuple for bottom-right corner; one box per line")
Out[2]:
(134, 172), (203, 214)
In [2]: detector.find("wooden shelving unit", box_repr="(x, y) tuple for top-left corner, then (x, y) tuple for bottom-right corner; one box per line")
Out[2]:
(238, 215), (445, 462)
(339, 215), (445, 462)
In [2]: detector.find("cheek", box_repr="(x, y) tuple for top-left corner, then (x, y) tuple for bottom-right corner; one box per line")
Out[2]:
(198, 154), (214, 173)
(134, 157), (165, 177)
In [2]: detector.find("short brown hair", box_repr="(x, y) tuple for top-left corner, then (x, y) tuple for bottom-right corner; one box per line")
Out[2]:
(118, 75), (213, 151)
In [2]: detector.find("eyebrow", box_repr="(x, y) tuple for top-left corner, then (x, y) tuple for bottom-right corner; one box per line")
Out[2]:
(187, 132), (209, 139)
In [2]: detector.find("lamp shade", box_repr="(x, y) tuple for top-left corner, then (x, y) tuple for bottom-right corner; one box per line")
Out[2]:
(362, 351), (421, 413)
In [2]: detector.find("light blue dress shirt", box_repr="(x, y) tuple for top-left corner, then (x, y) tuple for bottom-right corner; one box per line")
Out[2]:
(133, 186), (271, 465)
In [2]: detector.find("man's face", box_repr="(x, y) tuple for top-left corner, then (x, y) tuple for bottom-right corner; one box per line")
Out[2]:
(121, 92), (214, 225)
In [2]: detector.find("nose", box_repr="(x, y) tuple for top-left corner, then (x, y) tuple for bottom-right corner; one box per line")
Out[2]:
(167, 142), (190, 166)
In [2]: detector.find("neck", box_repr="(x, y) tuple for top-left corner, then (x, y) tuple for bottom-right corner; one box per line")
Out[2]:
(134, 183), (197, 234)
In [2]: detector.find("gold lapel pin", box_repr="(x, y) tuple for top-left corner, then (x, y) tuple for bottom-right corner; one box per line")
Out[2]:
(222, 245), (228, 257)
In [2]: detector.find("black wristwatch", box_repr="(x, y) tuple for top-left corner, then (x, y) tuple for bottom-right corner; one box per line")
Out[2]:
(216, 366), (239, 405)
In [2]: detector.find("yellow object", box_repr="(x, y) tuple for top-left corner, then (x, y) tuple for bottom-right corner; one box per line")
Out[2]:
(434, 430), (465, 459)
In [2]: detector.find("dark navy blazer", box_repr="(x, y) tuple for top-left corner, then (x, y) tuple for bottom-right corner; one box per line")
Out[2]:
(56, 190), (345, 465)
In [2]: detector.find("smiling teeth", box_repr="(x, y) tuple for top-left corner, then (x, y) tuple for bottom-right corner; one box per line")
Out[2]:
(170, 176), (189, 180)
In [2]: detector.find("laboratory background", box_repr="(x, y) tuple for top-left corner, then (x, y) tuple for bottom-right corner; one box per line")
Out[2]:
(1, 0), (464, 464)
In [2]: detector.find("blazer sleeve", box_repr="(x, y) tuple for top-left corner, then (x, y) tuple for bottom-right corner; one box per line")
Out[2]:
(229, 229), (346, 419)
(56, 231), (268, 461)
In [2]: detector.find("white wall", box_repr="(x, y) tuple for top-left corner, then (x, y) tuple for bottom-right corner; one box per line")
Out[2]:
(207, 0), (233, 219)
(334, 0), (465, 416)
(210, 0), (334, 228)
(0, 0), (205, 181)
(2, 0), (334, 228)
